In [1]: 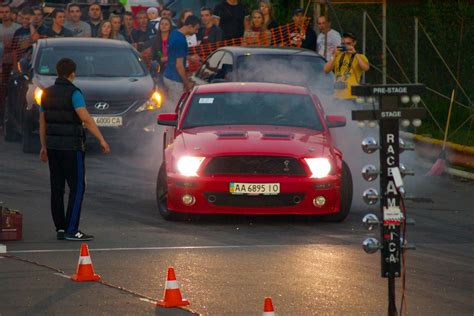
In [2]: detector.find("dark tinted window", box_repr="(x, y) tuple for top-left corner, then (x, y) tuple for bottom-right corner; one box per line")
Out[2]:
(35, 46), (146, 77)
(182, 92), (323, 131)
(237, 54), (333, 92)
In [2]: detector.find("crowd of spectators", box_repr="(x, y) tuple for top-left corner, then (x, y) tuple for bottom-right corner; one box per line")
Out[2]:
(1, 0), (366, 122)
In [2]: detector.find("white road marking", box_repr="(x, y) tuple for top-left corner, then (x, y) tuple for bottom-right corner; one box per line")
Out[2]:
(53, 272), (70, 279)
(8, 244), (304, 254)
(139, 298), (156, 304)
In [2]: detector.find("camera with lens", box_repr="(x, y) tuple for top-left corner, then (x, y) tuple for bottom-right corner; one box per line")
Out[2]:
(337, 45), (347, 52)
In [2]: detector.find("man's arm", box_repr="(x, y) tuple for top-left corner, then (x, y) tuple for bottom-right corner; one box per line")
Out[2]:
(176, 57), (193, 91)
(39, 112), (48, 162)
(356, 54), (370, 72)
(75, 107), (110, 153)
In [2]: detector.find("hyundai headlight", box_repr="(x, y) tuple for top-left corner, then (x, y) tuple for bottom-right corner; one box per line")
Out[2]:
(177, 156), (205, 177)
(34, 87), (43, 106)
(136, 91), (162, 112)
(304, 158), (332, 178)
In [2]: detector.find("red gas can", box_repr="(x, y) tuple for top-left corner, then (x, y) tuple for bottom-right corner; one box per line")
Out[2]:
(0, 206), (23, 241)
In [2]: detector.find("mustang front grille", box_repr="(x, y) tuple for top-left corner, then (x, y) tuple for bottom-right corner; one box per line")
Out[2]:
(204, 193), (305, 207)
(203, 156), (306, 176)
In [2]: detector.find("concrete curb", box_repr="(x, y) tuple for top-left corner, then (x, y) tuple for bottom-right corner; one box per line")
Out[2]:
(401, 132), (474, 180)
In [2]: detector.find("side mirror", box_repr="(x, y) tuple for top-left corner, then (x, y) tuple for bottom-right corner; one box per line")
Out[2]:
(157, 113), (178, 126)
(326, 115), (346, 128)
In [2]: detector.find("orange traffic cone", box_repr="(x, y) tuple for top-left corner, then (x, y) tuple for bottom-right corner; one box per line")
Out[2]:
(156, 267), (190, 307)
(71, 243), (101, 282)
(263, 297), (276, 316)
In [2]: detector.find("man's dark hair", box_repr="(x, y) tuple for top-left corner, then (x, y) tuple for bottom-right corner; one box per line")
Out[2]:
(342, 32), (357, 41)
(32, 6), (43, 13)
(200, 6), (212, 15)
(183, 15), (200, 27)
(68, 3), (81, 11)
(0, 4), (10, 9)
(123, 11), (133, 17)
(56, 58), (76, 78)
(51, 8), (65, 19)
(20, 8), (34, 16)
(89, 2), (101, 9)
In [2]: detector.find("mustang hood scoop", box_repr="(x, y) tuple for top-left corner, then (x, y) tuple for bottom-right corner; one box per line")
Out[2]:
(216, 132), (248, 139)
(262, 133), (293, 139)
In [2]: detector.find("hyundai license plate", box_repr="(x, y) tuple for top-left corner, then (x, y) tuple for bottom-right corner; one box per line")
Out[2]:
(229, 182), (280, 195)
(92, 116), (122, 127)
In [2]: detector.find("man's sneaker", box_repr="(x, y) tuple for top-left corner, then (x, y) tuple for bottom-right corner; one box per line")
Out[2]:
(56, 229), (65, 240)
(64, 231), (94, 241)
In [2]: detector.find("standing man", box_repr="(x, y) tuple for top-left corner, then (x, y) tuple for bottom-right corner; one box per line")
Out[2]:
(324, 32), (369, 100)
(32, 6), (47, 36)
(316, 15), (341, 61)
(11, 8), (36, 65)
(43, 9), (73, 38)
(88, 3), (102, 38)
(0, 4), (20, 125)
(65, 4), (91, 37)
(121, 11), (134, 44)
(213, 0), (247, 40)
(39, 58), (110, 241)
(290, 8), (316, 51)
(197, 7), (223, 45)
(163, 15), (200, 112)
(132, 10), (152, 52)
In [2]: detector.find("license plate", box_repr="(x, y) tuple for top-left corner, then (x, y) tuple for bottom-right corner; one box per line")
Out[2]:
(229, 182), (280, 195)
(92, 116), (122, 127)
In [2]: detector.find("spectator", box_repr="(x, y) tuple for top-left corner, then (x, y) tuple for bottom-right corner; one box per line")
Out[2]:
(197, 7), (223, 45)
(98, 21), (112, 39)
(289, 8), (316, 50)
(109, 14), (125, 40)
(316, 15), (341, 61)
(178, 9), (197, 48)
(243, 10), (271, 46)
(147, 7), (161, 35)
(32, 6), (47, 36)
(121, 11), (134, 43)
(44, 9), (73, 38)
(214, 0), (247, 40)
(163, 15), (200, 112)
(161, 7), (175, 25)
(10, 7), (18, 24)
(323, 32), (369, 100)
(132, 10), (152, 52)
(11, 8), (36, 65)
(259, 0), (278, 30)
(0, 4), (20, 125)
(149, 16), (172, 84)
(88, 3), (102, 38)
(65, 4), (91, 37)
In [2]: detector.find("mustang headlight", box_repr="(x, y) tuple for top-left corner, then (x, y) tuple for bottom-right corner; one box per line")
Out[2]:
(305, 158), (332, 178)
(177, 156), (205, 177)
(34, 87), (43, 106)
(136, 91), (162, 112)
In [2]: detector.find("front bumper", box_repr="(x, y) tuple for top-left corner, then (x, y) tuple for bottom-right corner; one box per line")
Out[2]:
(166, 174), (341, 215)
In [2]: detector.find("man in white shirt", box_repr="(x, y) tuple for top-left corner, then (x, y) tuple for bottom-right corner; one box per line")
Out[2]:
(316, 15), (341, 61)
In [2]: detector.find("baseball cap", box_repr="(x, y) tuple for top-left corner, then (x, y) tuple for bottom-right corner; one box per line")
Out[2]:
(342, 32), (357, 41)
(293, 8), (304, 16)
(147, 7), (158, 15)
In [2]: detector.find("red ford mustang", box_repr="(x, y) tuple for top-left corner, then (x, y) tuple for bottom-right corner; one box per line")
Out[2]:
(156, 82), (352, 221)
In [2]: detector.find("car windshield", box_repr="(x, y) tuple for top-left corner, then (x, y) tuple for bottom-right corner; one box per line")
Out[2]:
(237, 54), (333, 93)
(35, 46), (146, 77)
(181, 92), (323, 131)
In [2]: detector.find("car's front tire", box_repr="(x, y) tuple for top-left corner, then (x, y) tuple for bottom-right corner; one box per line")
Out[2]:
(21, 110), (39, 153)
(321, 160), (353, 222)
(156, 163), (180, 221)
(3, 99), (20, 142)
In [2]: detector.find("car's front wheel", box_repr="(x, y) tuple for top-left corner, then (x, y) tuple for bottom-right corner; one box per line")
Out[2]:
(3, 99), (20, 142)
(156, 163), (180, 221)
(321, 160), (353, 222)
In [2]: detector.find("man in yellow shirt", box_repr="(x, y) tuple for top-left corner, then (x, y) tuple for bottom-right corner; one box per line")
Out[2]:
(323, 32), (369, 100)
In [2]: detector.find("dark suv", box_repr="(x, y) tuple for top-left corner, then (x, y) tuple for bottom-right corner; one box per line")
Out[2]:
(4, 38), (160, 152)
(192, 46), (334, 95)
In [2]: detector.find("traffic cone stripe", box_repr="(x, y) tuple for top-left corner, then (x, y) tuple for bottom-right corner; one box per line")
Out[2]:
(263, 312), (276, 316)
(165, 280), (179, 289)
(78, 255), (92, 265)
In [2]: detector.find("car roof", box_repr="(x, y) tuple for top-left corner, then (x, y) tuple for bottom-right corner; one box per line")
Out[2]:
(37, 38), (130, 49)
(216, 46), (324, 58)
(194, 82), (310, 95)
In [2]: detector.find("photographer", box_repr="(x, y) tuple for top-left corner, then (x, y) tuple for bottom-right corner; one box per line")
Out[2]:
(323, 32), (369, 100)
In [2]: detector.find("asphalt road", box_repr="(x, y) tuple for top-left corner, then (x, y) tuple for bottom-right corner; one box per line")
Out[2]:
(0, 128), (473, 316)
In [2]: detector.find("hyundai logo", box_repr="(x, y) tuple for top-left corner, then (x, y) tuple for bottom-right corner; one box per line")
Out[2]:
(94, 102), (110, 110)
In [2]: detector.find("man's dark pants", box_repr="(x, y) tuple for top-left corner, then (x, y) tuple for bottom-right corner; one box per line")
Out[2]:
(48, 149), (86, 234)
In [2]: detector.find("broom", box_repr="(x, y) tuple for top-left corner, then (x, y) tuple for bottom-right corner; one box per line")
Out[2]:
(426, 89), (455, 176)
